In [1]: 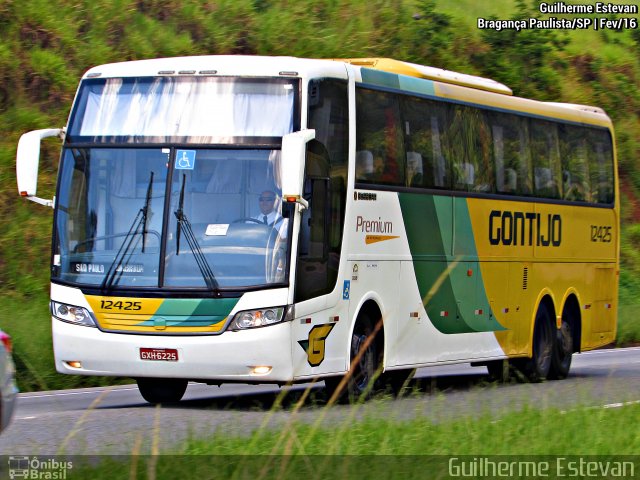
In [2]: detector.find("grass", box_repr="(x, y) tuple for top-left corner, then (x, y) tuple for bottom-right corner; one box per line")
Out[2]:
(434, 0), (515, 22)
(63, 400), (640, 479)
(616, 304), (640, 346)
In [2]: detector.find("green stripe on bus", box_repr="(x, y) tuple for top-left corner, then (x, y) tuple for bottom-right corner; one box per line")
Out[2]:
(399, 193), (505, 334)
(142, 298), (238, 327)
(138, 316), (229, 327)
(360, 68), (435, 96)
(398, 75), (435, 97)
(361, 68), (401, 89)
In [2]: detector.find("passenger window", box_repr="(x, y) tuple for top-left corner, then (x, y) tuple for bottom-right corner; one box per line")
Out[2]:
(443, 105), (494, 193)
(401, 96), (450, 189)
(356, 88), (405, 186)
(531, 120), (562, 199)
(488, 112), (532, 196)
(588, 129), (614, 204)
(560, 124), (590, 202)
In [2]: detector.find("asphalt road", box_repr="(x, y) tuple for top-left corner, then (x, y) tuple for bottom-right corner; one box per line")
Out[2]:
(1, 347), (639, 455)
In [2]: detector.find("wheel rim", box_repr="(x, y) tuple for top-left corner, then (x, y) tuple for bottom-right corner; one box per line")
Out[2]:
(556, 321), (573, 366)
(351, 332), (374, 394)
(536, 321), (553, 374)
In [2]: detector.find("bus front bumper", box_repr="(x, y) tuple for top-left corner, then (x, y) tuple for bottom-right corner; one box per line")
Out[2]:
(52, 318), (294, 383)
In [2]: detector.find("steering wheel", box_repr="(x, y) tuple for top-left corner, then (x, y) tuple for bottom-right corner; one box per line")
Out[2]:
(232, 217), (265, 224)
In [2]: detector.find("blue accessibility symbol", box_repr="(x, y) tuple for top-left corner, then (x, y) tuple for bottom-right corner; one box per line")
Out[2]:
(175, 150), (196, 170)
(342, 280), (350, 300)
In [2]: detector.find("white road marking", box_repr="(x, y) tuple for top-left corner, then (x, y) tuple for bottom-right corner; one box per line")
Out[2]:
(19, 386), (139, 399)
(602, 400), (640, 409)
(561, 399), (640, 414)
(580, 346), (640, 355)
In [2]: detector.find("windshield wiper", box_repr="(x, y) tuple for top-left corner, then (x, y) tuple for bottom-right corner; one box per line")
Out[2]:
(101, 172), (154, 291)
(141, 171), (154, 253)
(174, 174), (219, 290)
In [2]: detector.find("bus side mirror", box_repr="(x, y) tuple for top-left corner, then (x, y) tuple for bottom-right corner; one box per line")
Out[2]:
(281, 129), (315, 209)
(16, 128), (64, 207)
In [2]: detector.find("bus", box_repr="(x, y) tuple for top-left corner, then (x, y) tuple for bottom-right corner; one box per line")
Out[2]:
(16, 56), (618, 403)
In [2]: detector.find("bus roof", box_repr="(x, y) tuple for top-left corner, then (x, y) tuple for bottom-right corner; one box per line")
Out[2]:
(342, 57), (612, 128)
(338, 57), (514, 96)
(80, 55), (612, 129)
(82, 55), (348, 80)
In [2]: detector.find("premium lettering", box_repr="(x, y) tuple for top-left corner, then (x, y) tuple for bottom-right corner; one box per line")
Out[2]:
(356, 216), (393, 234)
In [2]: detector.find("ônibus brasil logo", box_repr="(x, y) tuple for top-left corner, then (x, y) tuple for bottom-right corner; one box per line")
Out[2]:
(8, 456), (73, 479)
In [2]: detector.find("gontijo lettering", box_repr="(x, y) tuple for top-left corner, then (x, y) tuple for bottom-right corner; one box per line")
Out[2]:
(489, 210), (562, 247)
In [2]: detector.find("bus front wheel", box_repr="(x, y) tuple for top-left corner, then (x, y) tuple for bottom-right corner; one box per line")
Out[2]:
(137, 378), (188, 404)
(325, 313), (382, 403)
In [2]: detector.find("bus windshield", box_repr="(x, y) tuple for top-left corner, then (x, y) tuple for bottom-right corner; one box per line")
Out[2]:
(53, 147), (291, 290)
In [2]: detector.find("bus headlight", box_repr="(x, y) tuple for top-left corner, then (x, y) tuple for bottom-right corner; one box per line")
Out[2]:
(51, 302), (96, 327)
(228, 306), (292, 331)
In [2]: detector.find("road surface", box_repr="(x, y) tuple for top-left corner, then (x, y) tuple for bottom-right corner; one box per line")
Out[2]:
(0, 347), (638, 455)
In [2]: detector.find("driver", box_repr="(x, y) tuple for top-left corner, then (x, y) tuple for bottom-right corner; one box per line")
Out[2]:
(252, 190), (288, 238)
(253, 190), (281, 225)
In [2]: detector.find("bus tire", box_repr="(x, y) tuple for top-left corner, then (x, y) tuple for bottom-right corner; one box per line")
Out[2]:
(486, 360), (510, 383)
(325, 313), (381, 403)
(137, 378), (188, 404)
(548, 316), (573, 380)
(518, 303), (554, 382)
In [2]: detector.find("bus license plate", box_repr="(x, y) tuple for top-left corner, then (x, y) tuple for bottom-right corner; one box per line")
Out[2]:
(140, 348), (179, 362)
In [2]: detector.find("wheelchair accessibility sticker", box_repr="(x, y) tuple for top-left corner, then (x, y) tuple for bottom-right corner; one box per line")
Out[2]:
(343, 280), (350, 300)
(175, 150), (196, 170)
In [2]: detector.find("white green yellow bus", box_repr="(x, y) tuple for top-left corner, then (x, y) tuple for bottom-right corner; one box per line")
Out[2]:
(16, 56), (618, 403)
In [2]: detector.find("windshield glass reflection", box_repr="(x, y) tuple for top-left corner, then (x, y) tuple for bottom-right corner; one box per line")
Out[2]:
(54, 148), (290, 290)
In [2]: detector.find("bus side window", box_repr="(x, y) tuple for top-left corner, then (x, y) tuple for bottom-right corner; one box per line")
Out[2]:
(355, 88), (405, 186)
(489, 112), (531, 196)
(560, 124), (590, 202)
(531, 120), (562, 199)
(298, 79), (348, 303)
(588, 130), (614, 204)
(302, 178), (329, 258)
(444, 104), (494, 193)
(296, 175), (330, 301)
(400, 95), (450, 190)
(295, 140), (332, 302)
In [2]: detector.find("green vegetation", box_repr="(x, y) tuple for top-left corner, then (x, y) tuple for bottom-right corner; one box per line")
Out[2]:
(0, 0), (639, 391)
(179, 401), (640, 456)
(67, 401), (640, 478)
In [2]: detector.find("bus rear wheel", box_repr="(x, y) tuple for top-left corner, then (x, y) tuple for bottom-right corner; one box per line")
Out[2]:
(518, 303), (554, 382)
(548, 317), (573, 380)
(137, 378), (188, 404)
(486, 360), (511, 383)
